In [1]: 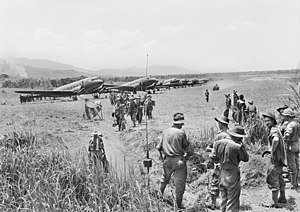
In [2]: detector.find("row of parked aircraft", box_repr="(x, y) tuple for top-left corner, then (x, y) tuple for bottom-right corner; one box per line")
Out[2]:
(14, 77), (209, 99)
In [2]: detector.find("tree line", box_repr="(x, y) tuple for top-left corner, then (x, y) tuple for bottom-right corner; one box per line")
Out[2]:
(2, 75), (87, 89)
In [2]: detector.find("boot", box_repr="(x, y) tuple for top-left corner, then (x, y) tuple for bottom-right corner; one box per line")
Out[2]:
(211, 195), (217, 209)
(176, 194), (184, 209)
(290, 173), (298, 189)
(296, 171), (299, 188)
(278, 190), (287, 204)
(160, 184), (166, 196)
(206, 195), (217, 210)
(272, 190), (282, 208)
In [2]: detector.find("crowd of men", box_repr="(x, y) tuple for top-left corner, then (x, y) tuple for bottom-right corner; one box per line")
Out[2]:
(109, 91), (155, 131)
(156, 102), (299, 211)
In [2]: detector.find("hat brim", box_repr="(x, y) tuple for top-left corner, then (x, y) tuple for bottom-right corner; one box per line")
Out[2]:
(227, 130), (247, 138)
(215, 117), (229, 125)
(281, 113), (295, 118)
(262, 114), (277, 125)
(173, 120), (184, 125)
(276, 106), (288, 113)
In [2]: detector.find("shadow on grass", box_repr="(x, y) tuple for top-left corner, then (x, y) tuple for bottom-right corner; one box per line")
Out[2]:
(282, 196), (297, 211)
(240, 203), (252, 211)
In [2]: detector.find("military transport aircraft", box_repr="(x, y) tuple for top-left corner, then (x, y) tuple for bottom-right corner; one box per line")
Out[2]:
(102, 77), (158, 93)
(187, 78), (209, 86)
(15, 77), (104, 98)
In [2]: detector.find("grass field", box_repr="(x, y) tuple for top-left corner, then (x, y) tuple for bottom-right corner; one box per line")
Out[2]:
(0, 72), (299, 211)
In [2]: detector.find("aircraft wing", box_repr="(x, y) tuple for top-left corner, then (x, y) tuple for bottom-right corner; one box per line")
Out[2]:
(102, 84), (136, 92)
(15, 90), (77, 97)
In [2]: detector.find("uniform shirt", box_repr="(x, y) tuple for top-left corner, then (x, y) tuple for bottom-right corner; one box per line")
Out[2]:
(233, 94), (239, 105)
(215, 130), (230, 141)
(277, 120), (288, 135)
(247, 104), (257, 113)
(237, 99), (246, 111)
(208, 130), (230, 149)
(225, 97), (231, 108)
(268, 127), (286, 166)
(210, 139), (249, 169)
(284, 120), (300, 142)
(128, 101), (138, 114)
(156, 126), (189, 157)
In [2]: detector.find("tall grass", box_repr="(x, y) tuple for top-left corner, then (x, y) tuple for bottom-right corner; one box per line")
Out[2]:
(0, 131), (167, 212)
(244, 115), (269, 155)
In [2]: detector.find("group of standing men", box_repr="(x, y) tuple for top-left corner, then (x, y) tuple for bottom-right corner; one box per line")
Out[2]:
(156, 112), (249, 211)
(223, 90), (257, 125)
(261, 106), (300, 208)
(156, 104), (299, 211)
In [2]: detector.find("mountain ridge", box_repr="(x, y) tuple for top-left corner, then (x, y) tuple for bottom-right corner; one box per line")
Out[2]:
(0, 57), (200, 79)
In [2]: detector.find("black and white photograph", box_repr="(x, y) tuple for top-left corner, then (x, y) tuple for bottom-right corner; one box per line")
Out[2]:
(0, 0), (299, 211)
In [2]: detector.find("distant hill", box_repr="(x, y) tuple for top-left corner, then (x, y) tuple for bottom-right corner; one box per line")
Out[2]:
(94, 65), (200, 77)
(11, 57), (91, 73)
(24, 66), (92, 79)
(0, 58), (93, 79)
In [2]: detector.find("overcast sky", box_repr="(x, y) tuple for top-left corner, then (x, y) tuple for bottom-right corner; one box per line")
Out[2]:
(0, 0), (299, 72)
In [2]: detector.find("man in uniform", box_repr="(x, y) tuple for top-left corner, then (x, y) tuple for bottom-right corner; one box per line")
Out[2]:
(205, 89), (210, 102)
(246, 101), (257, 118)
(210, 125), (249, 212)
(145, 95), (155, 119)
(276, 105), (289, 135)
(113, 98), (121, 127)
(206, 115), (231, 210)
(156, 113), (189, 209)
(88, 132), (109, 173)
(262, 111), (287, 208)
(236, 94), (246, 125)
(223, 94), (232, 118)
(281, 108), (300, 189)
(136, 96), (144, 124)
(233, 90), (239, 107)
(128, 96), (138, 127)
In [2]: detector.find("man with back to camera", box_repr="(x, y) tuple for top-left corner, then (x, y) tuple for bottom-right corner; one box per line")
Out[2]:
(210, 125), (249, 212)
(88, 131), (109, 173)
(224, 94), (232, 118)
(156, 112), (189, 210)
(246, 101), (257, 118)
(262, 111), (287, 208)
(206, 115), (231, 210)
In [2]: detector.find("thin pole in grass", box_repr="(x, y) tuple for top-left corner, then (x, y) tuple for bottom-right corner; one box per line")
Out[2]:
(143, 54), (152, 189)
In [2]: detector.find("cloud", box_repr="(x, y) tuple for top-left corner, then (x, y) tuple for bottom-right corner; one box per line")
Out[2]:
(226, 24), (237, 31)
(159, 25), (185, 36)
(226, 21), (258, 31)
(82, 29), (143, 52)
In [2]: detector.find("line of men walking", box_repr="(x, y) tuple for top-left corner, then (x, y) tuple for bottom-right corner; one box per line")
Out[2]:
(111, 92), (155, 131)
